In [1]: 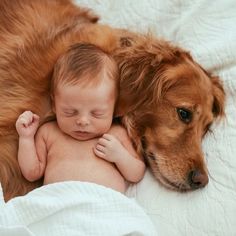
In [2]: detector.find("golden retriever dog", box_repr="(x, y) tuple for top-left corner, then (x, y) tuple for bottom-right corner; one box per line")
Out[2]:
(0, 0), (225, 201)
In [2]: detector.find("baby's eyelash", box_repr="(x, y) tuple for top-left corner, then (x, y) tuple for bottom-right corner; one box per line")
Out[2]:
(64, 111), (76, 116)
(91, 111), (105, 116)
(92, 113), (104, 118)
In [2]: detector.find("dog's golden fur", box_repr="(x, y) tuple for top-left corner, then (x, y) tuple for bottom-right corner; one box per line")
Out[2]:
(0, 0), (225, 200)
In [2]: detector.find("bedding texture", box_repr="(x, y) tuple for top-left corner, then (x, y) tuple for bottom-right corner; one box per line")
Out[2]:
(76, 0), (236, 235)
(0, 182), (157, 236)
(0, 1), (235, 236)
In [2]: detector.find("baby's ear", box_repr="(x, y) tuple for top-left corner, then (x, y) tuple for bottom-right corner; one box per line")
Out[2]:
(114, 106), (122, 117)
(52, 105), (55, 114)
(50, 95), (56, 113)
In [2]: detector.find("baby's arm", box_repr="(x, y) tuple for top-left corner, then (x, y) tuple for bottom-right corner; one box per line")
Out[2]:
(94, 125), (145, 183)
(15, 111), (47, 182)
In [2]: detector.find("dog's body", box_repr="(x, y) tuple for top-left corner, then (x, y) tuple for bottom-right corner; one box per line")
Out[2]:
(0, 0), (225, 200)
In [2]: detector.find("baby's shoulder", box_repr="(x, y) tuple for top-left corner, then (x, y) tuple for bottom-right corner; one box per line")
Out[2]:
(108, 124), (129, 141)
(40, 120), (57, 130)
(37, 121), (58, 136)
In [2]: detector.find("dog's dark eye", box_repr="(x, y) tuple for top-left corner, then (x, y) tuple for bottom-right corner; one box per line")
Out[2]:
(177, 108), (192, 124)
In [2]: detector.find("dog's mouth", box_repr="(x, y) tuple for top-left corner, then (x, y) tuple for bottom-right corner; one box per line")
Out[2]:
(156, 168), (190, 192)
(141, 137), (193, 191)
(145, 152), (191, 191)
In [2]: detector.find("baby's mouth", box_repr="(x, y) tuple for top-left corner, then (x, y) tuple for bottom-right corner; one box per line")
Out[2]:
(74, 130), (90, 136)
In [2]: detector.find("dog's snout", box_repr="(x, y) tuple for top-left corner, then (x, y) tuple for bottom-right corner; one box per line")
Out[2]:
(188, 170), (209, 189)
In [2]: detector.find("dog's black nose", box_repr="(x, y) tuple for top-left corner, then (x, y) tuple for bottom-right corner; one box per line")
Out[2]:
(188, 170), (209, 189)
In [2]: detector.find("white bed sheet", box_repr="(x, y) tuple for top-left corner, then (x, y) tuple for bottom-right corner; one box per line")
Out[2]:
(75, 1), (236, 235)
(0, 182), (157, 236)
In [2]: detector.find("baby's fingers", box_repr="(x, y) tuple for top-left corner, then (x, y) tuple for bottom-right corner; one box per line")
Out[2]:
(33, 114), (40, 121)
(95, 144), (106, 153)
(16, 111), (39, 128)
(16, 116), (29, 127)
(97, 137), (108, 146)
(32, 114), (40, 125)
(18, 111), (33, 125)
(93, 147), (105, 159)
(102, 133), (114, 141)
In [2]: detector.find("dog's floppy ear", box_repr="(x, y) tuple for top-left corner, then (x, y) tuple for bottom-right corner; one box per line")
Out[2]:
(211, 75), (225, 118)
(114, 35), (186, 117)
(114, 50), (164, 117)
(190, 60), (225, 119)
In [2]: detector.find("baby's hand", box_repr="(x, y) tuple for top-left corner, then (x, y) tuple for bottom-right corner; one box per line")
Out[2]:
(15, 111), (40, 138)
(94, 133), (124, 163)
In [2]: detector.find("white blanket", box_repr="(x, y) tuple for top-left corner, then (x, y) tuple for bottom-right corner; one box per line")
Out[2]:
(0, 182), (156, 236)
(76, 0), (236, 236)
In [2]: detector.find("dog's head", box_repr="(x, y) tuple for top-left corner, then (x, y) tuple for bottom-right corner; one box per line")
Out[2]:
(114, 34), (225, 191)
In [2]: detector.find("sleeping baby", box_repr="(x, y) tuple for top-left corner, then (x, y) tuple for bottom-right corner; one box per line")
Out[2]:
(15, 43), (145, 193)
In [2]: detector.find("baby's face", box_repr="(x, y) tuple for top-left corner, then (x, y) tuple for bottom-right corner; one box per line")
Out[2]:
(54, 79), (116, 140)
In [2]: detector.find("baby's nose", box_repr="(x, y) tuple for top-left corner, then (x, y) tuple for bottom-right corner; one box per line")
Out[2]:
(76, 116), (89, 126)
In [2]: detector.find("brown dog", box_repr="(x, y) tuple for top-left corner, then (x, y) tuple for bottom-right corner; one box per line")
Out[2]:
(0, 0), (225, 200)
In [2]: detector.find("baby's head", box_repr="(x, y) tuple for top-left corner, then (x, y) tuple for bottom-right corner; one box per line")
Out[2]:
(51, 43), (119, 140)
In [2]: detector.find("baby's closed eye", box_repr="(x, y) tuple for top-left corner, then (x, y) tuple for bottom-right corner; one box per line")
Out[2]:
(91, 110), (106, 118)
(63, 109), (77, 117)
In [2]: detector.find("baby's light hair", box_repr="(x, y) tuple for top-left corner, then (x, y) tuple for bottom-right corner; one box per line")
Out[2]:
(51, 43), (119, 97)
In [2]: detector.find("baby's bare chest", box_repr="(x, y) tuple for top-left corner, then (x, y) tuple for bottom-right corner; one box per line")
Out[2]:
(48, 136), (98, 162)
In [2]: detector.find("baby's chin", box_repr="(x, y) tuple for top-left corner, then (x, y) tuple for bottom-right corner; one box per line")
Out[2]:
(69, 131), (102, 141)
(71, 131), (93, 141)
